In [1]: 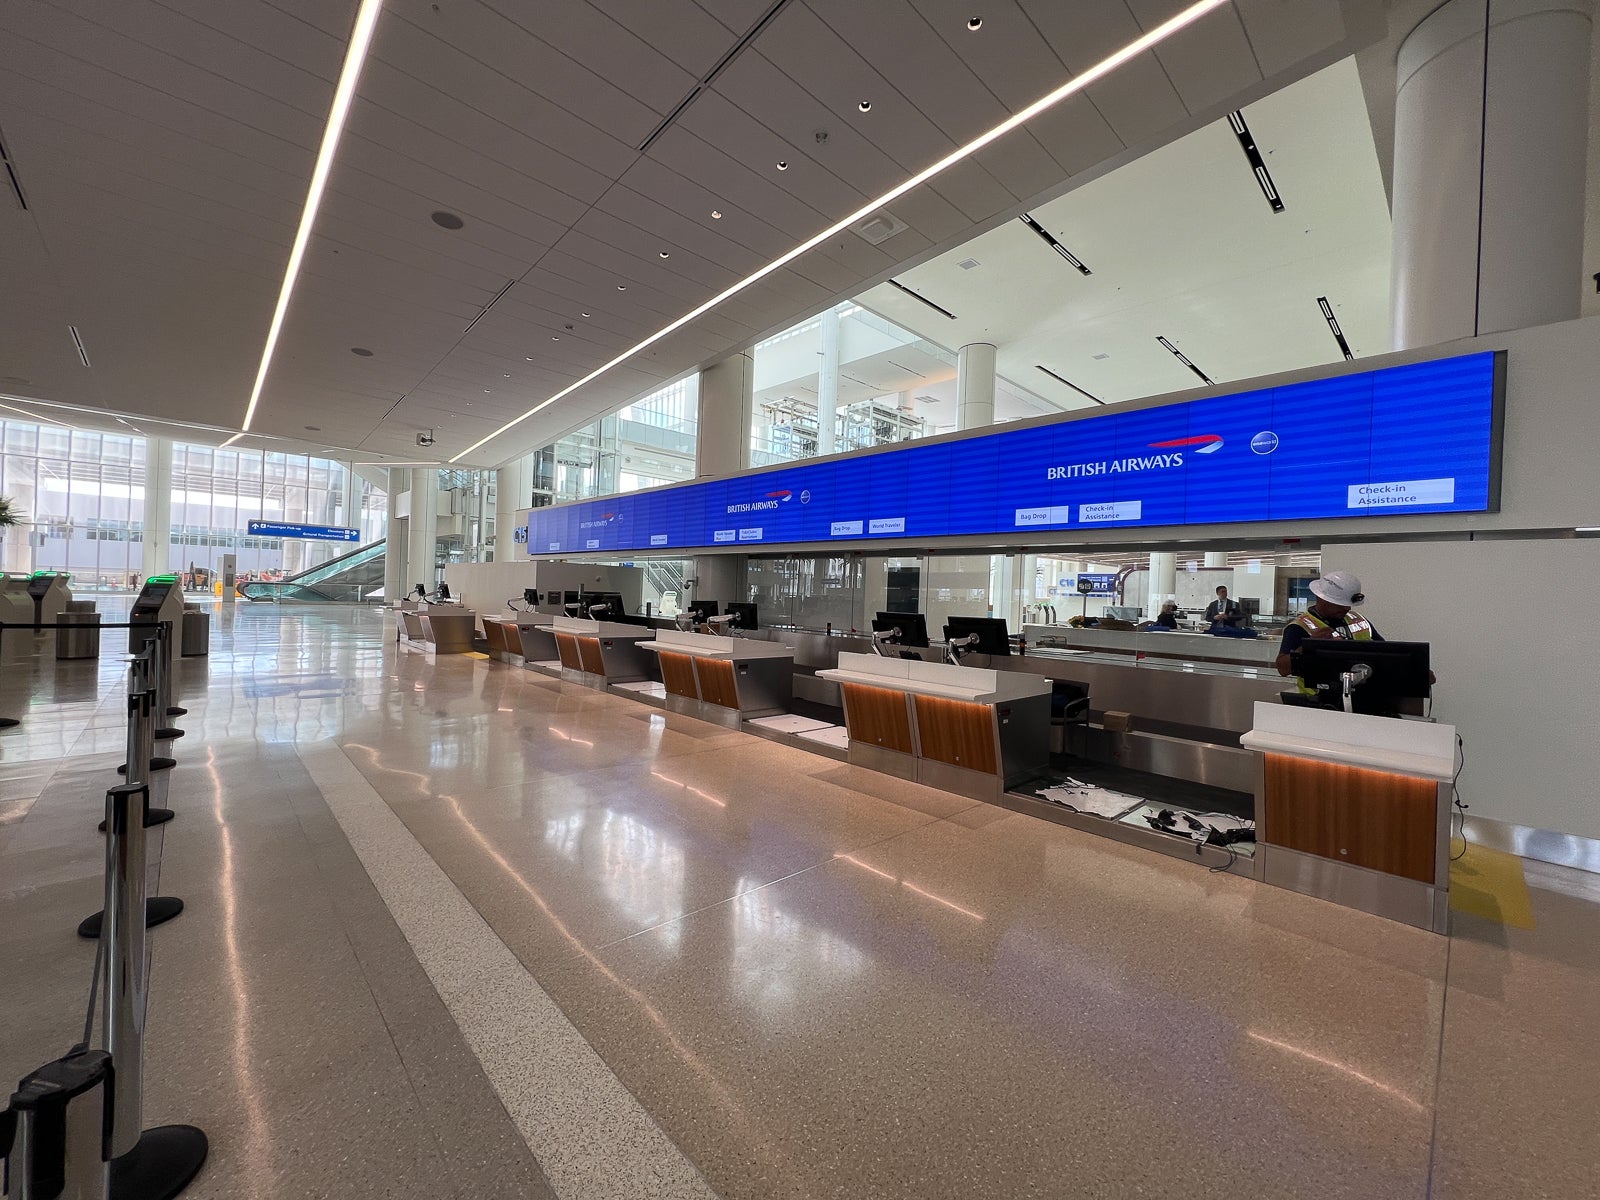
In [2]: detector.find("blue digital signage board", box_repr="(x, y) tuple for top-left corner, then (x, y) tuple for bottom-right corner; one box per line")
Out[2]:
(247, 520), (361, 542)
(527, 351), (1503, 554)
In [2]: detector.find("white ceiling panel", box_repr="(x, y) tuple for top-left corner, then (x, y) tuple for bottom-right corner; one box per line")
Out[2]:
(0, 0), (1369, 464)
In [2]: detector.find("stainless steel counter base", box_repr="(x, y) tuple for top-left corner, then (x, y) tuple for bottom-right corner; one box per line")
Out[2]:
(1258, 844), (1449, 933)
(848, 741), (918, 784)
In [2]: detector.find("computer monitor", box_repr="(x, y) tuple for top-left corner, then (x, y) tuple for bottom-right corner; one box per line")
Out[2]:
(873, 611), (929, 648)
(942, 615), (1011, 656)
(725, 602), (757, 631)
(1293, 639), (1431, 716)
(685, 599), (719, 622)
(523, 587), (539, 607)
(580, 591), (626, 620)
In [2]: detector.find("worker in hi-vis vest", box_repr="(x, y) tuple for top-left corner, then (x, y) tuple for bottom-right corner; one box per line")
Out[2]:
(1275, 570), (1380, 694)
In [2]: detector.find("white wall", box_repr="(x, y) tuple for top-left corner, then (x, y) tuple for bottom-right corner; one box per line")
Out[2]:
(1337, 537), (1600, 840)
(443, 561), (645, 615)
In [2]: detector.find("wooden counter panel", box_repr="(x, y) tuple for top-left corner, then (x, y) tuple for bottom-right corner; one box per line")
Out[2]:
(841, 683), (913, 754)
(577, 636), (606, 675)
(554, 632), (584, 671)
(1262, 753), (1438, 883)
(658, 651), (699, 699)
(913, 695), (999, 775)
(483, 621), (508, 653)
(695, 658), (740, 709)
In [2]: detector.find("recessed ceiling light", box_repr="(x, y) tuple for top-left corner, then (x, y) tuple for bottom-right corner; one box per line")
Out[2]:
(658, 251), (670, 259)
(525, 356), (533, 361)
(967, 16), (983, 30)
(502, 373), (511, 378)
(710, 210), (722, 220)
(350, 347), (373, 356)
(552, 336), (560, 341)
(616, 285), (627, 291)
(483, 389), (491, 394)
(431, 210), (465, 230)
(776, 160), (789, 171)
(581, 312), (590, 318)
(448, 0), (1229, 465)
(858, 101), (873, 112)
(305, 425), (321, 431)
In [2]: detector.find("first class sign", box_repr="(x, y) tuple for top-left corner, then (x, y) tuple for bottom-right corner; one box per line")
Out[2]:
(246, 521), (361, 542)
(527, 350), (1504, 554)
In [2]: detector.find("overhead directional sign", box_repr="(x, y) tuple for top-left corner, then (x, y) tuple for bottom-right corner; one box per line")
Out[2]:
(527, 350), (1504, 553)
(246, 521), (361, 542)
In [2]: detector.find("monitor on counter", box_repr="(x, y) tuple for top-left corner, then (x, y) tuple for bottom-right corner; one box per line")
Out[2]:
(873, 611), (929, 648)
(725, 602), (757, 631)
(685, 599), (719, 622)
(1293, 639), (1431, 716)
(942, 615), (1011, 656)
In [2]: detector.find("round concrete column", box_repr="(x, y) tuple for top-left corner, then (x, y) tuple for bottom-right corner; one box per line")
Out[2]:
(405, 468), (440, 595)
(1146, 552), (1177, 618)
(956, 343), (996, 430)
(1391, 0), (1593, 349)
(696, 352), (753, 476)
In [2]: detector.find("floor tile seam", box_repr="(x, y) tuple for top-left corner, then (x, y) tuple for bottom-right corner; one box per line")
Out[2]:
(295, 738), (721, 1200)
(1422, 933), (1455, 1198)
(282, 780), (558, 1197)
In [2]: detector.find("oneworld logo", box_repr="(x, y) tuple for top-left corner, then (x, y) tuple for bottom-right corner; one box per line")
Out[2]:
(1250, 430), (1279, 455)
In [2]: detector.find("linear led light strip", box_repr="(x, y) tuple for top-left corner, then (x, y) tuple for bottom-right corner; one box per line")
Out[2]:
(222, 0), (385, 447)
(449, 0), (1229, 463)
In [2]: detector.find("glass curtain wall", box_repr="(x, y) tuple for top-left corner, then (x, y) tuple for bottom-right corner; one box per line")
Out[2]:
(0, 416), (387, 590)
(530, 375), (699, 508)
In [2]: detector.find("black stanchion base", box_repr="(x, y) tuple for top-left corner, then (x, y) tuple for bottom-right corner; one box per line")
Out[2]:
(167, 706), (188, 717)
(117, 757), (176, 775)
(0, 717), (18, 729)
(110, 1124), (209, 1200)
(98, 807), (174, 832)
(156, 727), (185, 741)
(77, 896), (185, 939)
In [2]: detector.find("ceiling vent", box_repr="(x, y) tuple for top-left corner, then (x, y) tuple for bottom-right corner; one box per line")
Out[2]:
(852, 210), (909, 246)
(957, 257), (980, 270)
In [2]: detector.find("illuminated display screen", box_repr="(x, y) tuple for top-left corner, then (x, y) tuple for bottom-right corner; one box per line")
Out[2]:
(528, 351), (1503, 554)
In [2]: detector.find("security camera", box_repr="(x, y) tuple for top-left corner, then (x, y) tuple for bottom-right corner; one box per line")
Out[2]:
(416, 430), (436, 447)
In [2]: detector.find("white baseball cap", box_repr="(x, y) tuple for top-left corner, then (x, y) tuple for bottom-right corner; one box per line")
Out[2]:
(1309, 570), (1364, 606)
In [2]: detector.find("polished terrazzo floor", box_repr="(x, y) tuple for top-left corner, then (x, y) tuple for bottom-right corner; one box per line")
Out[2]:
(1, 603), (1596, 1198)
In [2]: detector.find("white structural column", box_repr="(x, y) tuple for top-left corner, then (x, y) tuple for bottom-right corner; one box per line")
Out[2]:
(816, 305), (841, 455)
(405, 467), (440, 596)
(1390, 0), (1593, 349)
(696, 352), (753, 477)
(956, 343), (996, 430)
(494, 452), (536, 563)
(693, 353), (755, 607)
(140, 436), (173, 579)
(1204, 552), (1228, 568)
(1146, 551), (1177, 618)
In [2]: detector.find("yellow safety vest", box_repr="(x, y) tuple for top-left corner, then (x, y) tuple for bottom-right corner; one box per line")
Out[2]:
(1292, 607), (1373, 695)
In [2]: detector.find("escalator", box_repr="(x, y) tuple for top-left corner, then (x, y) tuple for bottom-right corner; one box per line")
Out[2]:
(240, 538), (386, 603)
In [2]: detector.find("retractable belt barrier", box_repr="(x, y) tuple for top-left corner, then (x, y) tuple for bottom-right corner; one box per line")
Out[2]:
(0, 623), (209, 1199)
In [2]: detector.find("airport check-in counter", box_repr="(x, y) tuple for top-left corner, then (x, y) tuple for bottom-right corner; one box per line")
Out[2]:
(1023, 623), (1281, 669)
(513, 614), (560, 670)
(818, 652), (1051, 801)
(416, 606), (477, 654)
(640, 629), (793, 723)
(550, 615), (654, 686)
(481, 614), (523, 663)
(1242, 703), (1456, 932)
(26, 572), (73, 630)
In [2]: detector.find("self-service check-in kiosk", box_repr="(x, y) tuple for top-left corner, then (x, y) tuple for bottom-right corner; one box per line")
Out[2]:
(26, 571), (73, 631)
(0, 575), (33, 626)
(128, 577), (185, 653)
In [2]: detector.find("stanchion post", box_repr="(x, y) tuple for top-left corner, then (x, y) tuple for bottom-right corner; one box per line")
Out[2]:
(150, 626), (184, 749)
(82, 662), (182, 938)
(98, 783), (207, 1197)
(158, 621), (186, 719)
(2, 1049), (114, 1200)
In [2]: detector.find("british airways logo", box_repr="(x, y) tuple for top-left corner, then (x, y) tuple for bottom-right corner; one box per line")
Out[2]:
(726, 489), (793, 515)
(1045, 433), (1224, 479)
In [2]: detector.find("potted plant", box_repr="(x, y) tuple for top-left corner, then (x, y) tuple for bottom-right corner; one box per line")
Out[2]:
(0, 497), (19, 533)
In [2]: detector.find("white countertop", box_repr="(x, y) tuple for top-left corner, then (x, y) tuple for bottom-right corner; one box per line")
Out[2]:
(551, 616), (654, 639)
(818, 652), (1051, 704)
(1240, 702), (1457, 781)
(640, 629), (793, 660)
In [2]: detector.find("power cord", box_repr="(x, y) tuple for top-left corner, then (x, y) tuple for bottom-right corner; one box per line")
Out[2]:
(1450, 733), (1470, 861)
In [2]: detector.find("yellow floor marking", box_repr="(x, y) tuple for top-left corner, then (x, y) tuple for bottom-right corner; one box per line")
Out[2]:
(1449, 841), (1535, 929)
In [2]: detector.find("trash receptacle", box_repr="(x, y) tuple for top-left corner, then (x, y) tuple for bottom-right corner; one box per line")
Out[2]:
(181, 608), (210, 657)
(56, 611), (101, 660)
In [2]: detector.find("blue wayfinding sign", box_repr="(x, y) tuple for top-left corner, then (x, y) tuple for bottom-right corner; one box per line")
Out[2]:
(247, 521), (360, 542)
(527, 350), (1504, 553)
